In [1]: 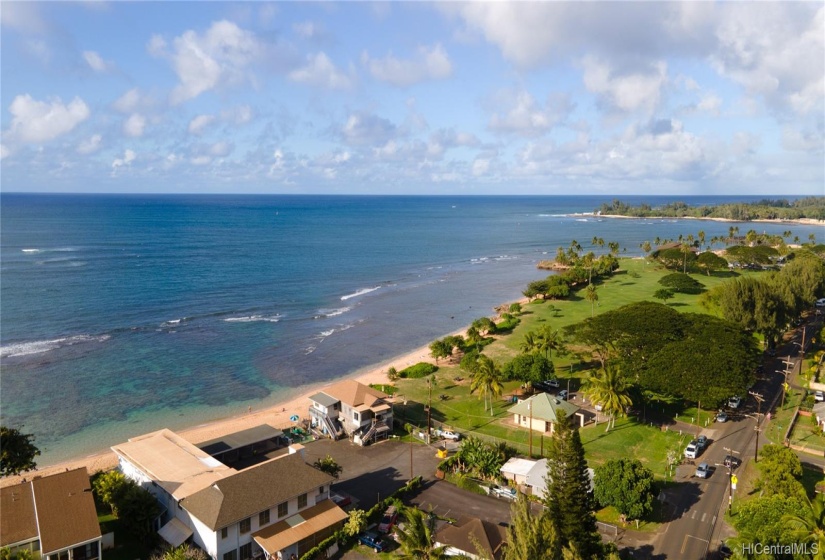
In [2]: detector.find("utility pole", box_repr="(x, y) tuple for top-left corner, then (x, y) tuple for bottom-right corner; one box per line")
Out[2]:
(749, 391), (764, 462)
(528, 400), (533, 458)
(427, 376), (433, 445)
(723, 447), (740, 512)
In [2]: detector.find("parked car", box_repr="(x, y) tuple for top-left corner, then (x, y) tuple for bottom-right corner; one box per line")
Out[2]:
(378, 505), (398, 533)
(724, 455), (740, 469)
(684, 442), (699, 459)
(816, 391), (824, 403)
(594, 402), (604, 411)
(716, 411), (728, 423)
(696, 435), (708, 449)
(331, 493), (351, 508)
(816, 298), (825, 307)
(359, 531), (387, 552)
(558, 389), (569, 400)
(440, 430), (461, 441)
(728, 396), (741, 409)
(546, 379), (560, 388)
(491, 485), (517, 500)
(719, 541), (733, 558)
(694, 462), (710, 478)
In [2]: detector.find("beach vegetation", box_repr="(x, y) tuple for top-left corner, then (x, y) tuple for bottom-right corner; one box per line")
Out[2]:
(399, 362), (438, 379)
(429, 339), (452, 364)
(472, 317), (497, 336)
(509, 302), (522, 315)
(387, 366), (399, 381)
(598, 197), (825, 221)
(495, 312), (520, 333)
(459, 349), (483, 374)
(0, 425), (41, 477)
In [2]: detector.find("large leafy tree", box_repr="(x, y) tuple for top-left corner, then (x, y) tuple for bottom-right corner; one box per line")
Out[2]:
(582, 363), (632, 431)
(731, 493), (808, 552)
(395, 507), (449, 560)
(593, 459), (656, 523)
(755, 444), (805, 498)
(0, 426), (41, 477)
(93, 470), (131, 515)
(544, 416), (602, 559)
(502, 353), (554, 384)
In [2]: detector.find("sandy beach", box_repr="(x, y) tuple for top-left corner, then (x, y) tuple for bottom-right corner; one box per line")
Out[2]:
(0, 324), (472, 488)
(572, 212), (825, 227)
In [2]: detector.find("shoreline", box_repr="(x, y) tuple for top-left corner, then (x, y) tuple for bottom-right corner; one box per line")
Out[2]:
(0, 323), (473, 488)
(569, 212), (825, 227)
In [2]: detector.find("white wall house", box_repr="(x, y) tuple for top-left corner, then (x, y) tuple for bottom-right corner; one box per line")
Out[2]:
(309, 379), (393, 445)
(112, 429), (347, 560)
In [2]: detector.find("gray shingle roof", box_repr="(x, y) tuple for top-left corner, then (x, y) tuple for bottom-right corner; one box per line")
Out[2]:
(181, 453), (334, 531)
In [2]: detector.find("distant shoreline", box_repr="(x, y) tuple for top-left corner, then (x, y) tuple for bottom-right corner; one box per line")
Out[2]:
(569, 212), (825, 227)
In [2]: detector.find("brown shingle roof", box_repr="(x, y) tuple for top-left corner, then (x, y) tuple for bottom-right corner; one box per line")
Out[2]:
(252, 498), (347, 554)
(29, 468), (101, 554)
(435, 517), (507, 560)
(321, 379), (387, 408)
(0, 481), (37, 546)
(181, 453), (334, 531)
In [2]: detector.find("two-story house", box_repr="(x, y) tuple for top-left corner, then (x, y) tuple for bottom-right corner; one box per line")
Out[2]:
(0, 468), (102, 560)
(308, 379), (393, 445)
(112, 429), (347, 560)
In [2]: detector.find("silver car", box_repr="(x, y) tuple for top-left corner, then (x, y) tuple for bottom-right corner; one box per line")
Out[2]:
(695, 462), (710, 478)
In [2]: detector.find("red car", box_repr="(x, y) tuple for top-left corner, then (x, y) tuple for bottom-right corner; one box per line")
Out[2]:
(378, 505), (398, 533)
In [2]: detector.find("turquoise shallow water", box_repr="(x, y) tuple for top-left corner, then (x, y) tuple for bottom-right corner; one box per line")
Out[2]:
(1, 194), (819, 464)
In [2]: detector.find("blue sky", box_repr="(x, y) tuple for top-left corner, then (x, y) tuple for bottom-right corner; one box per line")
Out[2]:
(1, 1), (823, 195)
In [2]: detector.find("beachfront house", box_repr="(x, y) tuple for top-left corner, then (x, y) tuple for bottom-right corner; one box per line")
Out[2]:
(508, 392), (582, 434)
(308, 379), (393, 445)
(0, 467), (102, 560)
(112, 429), (347, 560)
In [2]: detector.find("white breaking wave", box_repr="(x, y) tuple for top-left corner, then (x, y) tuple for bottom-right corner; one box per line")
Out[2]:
(315, 307), (351, 319)
(576, 218), (589, 222)
(22, 248), (41, 253)
(1, 334), (110, 358)
(224, 315), (281, 323)
(340, 286), (380, 301)
(160, 318), (188, 328)
(319, 329), (335, 338)
(22, 247), (77, 254)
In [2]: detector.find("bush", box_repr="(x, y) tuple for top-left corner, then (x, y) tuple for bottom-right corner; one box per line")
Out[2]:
(400, 362), (438, 379)
(460, 350), (482, 374)
(495, 313), (520, 333)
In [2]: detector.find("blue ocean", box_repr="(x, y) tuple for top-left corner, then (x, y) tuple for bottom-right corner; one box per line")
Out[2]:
(1, 194), (820, 464)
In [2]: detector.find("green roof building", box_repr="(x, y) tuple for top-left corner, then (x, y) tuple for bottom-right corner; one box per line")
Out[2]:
(508, 392), (581, 434)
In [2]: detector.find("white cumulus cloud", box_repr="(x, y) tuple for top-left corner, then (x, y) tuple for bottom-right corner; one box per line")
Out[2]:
(83, 50), (111, 72)
(489, 91), (573, 136)
(288, 52), (354, 90)
(77, 134), (103, 154)
(581, 57), (667, 114)
(363, 44), (453, 87)
(189, 114), (215, 135)
(158, 20), (261, 105)
(111, 149), (136, 174)
(123, 114), (146, 137)
(7, 94), (90, 143)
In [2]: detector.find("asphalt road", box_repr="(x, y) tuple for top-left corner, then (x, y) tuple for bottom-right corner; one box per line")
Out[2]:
(645, 316), (815, 560)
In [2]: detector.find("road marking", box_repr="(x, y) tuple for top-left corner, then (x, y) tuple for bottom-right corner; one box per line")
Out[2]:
(712, 515), (717, 525)
(691, 510), (697, 519)
(701, 513), (707, 522)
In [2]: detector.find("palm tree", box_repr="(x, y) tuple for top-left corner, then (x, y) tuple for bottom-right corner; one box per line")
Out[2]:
(537, 325), (565, 360)
(395, 507), (449, 560)
(583, 363), (632, 431)
(782, 494), (825, 558)
(585, 284), (598, 317)
(466, 326), (482, 348)
(520, 332), (540, 355)
(697, 230), (706, 250)
(471, 355), (504, 415)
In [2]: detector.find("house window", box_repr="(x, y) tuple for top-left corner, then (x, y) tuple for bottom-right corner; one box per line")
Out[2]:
(278, 501), (288, 518)
(298, 493), (308, 508)
(318, 485), (325, 495)
(259, 509), (270, 526)
(240, 543), (252, 560)
(239, 517), (251, 534)
(353, 412), (359, 421)
(221, 527), (228, 539)
(223, 552), (237, 560)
